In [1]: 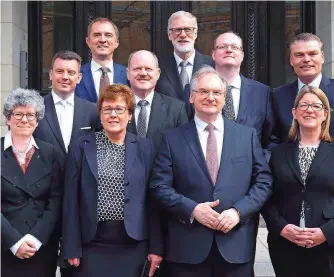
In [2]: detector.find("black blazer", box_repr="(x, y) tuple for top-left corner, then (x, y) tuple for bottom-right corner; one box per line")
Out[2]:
(156, 50), (215, 118)
(1, 138), (62, 250)
(272, 74), (334, 144)
(62, 131), (163, 259)
(127, 92), (188, 155)
(33, 93), (99, 163)
(262, 141), (334, 246)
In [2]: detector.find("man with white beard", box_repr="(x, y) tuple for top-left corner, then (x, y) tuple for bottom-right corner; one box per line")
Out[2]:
(156, 11), (215, 119)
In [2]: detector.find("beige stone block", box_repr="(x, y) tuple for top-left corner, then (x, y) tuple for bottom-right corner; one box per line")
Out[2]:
(12, 1), (27, 33)
(1, 22), (13, 65)
(1, 1), (13, 23)
(0, 64), (20, 91)
(12, 24), (28, 67)
(0, 90), (11, 129)
(316, 1), (332, 30)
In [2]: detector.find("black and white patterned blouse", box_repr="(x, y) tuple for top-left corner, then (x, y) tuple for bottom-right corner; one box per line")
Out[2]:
(96, 130), (125, 221)
(298, 144), (318, 228)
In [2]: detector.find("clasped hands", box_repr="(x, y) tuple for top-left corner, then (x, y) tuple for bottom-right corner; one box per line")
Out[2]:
(15, 238), (37, 260)
(192, 200), (240, 233)
(280, 224), (326, 248)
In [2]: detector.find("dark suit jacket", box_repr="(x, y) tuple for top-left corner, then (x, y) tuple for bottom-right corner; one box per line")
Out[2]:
(127, 92), (188, 155)
(262, 141), (334, 246)
(149, 120), (273, 264)
(156, 50), (215, 119)
(75, 62), (128, 103)
(1, 138), (62, 250)
(236, 75), (273, 157)
(62, 131), (163, 259)
(33, 93), (99, 163)
(272, 74), (334, 144)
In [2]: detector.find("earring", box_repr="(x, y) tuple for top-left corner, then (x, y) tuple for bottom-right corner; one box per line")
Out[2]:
(128, 120), (131, 124)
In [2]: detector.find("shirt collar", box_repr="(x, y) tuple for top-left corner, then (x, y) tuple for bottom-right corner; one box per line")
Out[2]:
(4, 131), (39, 151)
(91, 59), (114, 73)
(134, 91), (155, 107)
(229, 74), (241, 89)
(52, 91), (75, 106)
(194, 114), (224, 134)
(174, 51), (196, 67)
(298, 73), (322, 91)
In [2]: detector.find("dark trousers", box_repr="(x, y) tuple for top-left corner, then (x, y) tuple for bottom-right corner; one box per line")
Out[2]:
(269, 237), (334, 277)
(169, 242), (253, 277)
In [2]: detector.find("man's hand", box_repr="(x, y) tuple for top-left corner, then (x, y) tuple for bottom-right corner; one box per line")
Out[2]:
(304, 228), (326, 248)
(213, 208), (240, 233)
(15, 240), (37, 259)
(147, 254), (163, 277)
(68, 257), (80, 267)
(280, 224), (313, 247)
(192, 200), (220, 229)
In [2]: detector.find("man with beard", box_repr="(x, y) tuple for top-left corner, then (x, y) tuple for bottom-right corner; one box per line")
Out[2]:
(75, 17), (128, 103)
(156, 11), (214, 119)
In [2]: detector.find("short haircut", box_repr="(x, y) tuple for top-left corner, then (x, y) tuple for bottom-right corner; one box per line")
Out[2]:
(51, 51), (82, 70)
(214, 30), (243, 49)
(98, 84), (135, 115)
(190, 65), (227, 95)
(288, 86), (332, 142)
(3, 88), (45, 121)
(167, 11), (198, 33)
(127, 50), (159, 69)
(289, 33), (323, 51)
(87, 17), (120, 40)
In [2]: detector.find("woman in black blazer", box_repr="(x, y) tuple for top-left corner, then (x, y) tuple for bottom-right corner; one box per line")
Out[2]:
(263, 86), (334, 277)
(62, 84), (163, 277)
(1, 88), (62, 277)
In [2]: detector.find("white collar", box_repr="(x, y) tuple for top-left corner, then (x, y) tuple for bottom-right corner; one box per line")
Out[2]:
(298, 73), (322, 91)
(229, 74), (241, 89)
(194, 114), (224, 134)
(4, 131), (39, 151)
(134, 91), (155, 106)
(174, 51), (196, 67)
(52, 91), (75, 106)
(91, 59), (114, 73)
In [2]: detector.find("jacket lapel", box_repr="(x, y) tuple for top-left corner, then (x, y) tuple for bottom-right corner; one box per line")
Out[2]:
(82, 63), (97, 103)
(83, 133), (98, 181)
(44, 94), (66, 154)
(192, 50), (203, 75)
(113, 63), (126, 84)
(146, 93), (165, 138)
(181, 121), (212, 184)
(70, 96), (83, 144)
(124, 132), (137, 179)
(127, 116), (137, 135)
(236, 75), (251, 122)
(162, 55), (183, 99)
(286, 142), (304, 185)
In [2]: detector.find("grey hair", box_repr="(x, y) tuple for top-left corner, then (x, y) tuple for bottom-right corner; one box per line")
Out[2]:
(190, 65), (227, 95)
(3, 88), (45, 121)
(127, 50), (159, 69)
(167, 11), (198, 33)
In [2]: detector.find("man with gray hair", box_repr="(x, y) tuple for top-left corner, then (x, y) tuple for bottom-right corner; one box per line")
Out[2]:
(156, 11), (214, 119)
(150, 65), (273, 277)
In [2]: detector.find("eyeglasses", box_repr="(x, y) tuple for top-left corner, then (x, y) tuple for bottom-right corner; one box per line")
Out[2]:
(11, 112), (37, 121)
(215, 44), (243, 52)
(169, 27), (196, 36)
(101, 106), (128, 115)
(296, 103), (324, 111)
(193, 89), (224, 97)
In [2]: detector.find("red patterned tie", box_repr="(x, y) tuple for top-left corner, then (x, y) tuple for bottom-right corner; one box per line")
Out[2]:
(206, 124), (218, 184)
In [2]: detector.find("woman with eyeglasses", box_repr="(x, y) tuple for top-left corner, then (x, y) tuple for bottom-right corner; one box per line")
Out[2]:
(62, 84), (162, 277)
(1, 88), (62, 277)
(262, 86), (334, 277)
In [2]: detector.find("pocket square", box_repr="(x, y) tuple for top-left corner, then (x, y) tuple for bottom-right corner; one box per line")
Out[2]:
(80, 126), (91, 130)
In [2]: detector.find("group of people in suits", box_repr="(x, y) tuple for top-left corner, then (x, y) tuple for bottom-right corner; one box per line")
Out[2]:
(1, 10), (334, 277)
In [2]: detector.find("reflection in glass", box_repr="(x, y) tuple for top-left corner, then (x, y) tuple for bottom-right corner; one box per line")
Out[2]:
(192, 2), (232, 55)
(111, 1), (151, 66)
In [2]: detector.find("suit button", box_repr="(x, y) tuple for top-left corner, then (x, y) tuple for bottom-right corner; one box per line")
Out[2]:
(124, 181), (129, 186)
(36, 183), (40, 188)
(302, 189), (306, 193)
(29, 198), (33, 203)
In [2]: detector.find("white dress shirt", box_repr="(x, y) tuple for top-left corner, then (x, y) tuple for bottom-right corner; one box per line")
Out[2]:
(174, 51), (196, 82)
(52, 91), (74, 152)
(298, 73), (322, 92)
(134, 92), (155, 131)
(91, 59), (114, 95)
(194, 115), (224, 165)
(227, 74), (241, 118)
(4, 132), (43, 255)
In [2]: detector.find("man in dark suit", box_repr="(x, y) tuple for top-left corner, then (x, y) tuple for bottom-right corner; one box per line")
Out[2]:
(34, 51), (99, 164)
(212, 31), (273, 159)
(156, 11), (214, 119)
(150, 66), (273, 277)
(272, 33), (334, 143)
(75, 17), (128, 103)
(126, 50), (188, 155)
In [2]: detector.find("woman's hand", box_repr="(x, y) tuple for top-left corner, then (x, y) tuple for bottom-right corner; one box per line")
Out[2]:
(280, 224), (313, 247)
(147, 254), (163, 277)
(68, 257), (80, 267)
(15, 240), (37, 259)
(304, 228), (327, 248)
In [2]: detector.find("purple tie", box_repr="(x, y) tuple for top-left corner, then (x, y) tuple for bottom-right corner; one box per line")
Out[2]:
(206, 124), (218, 184)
